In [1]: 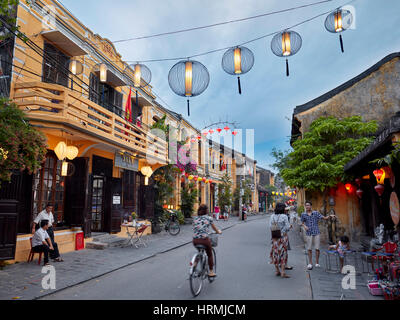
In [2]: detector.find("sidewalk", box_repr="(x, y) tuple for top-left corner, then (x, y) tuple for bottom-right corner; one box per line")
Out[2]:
(0, 213), (267, 300)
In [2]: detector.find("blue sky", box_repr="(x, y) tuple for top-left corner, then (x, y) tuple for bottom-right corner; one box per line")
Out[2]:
(61, 0), (400, 172)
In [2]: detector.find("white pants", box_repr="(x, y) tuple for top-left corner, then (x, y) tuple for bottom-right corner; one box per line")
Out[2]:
(305, 235), (320, 251)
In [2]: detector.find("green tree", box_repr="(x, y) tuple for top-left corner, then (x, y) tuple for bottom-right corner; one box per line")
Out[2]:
(281, 116), (377, 212)
(270, 148), (291, 173)
(0, 99), (47, 185)
(217, 173), (233, 213)
(0, 1), (28, 42)
(180, 182), (198, 218)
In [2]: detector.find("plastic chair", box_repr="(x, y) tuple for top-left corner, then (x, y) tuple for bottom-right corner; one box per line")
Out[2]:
(373, 242), (398, 266)
(324, 250), (340, 273)
(27, 238), (42, 265)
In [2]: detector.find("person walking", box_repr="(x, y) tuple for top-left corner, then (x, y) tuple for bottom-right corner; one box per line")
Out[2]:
(269, 203), (291, 278)
(301, 201), (335, 270)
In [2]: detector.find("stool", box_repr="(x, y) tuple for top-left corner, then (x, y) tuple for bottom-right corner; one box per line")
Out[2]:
(27, 238), (42, 265)
(361, 252), (377, 275)
(324, 250), (340, 273)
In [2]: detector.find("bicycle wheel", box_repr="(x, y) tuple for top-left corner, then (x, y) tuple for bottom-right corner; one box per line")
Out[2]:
(190, 254), (204, 297)
(168, 220), (180, 235)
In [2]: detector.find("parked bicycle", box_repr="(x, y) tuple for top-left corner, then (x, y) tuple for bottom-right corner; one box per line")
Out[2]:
(164, 210), (180, 236)
(189, 232), (220, 297)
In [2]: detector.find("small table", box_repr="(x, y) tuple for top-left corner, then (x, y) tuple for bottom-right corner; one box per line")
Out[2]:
(122, 221), (150, 248)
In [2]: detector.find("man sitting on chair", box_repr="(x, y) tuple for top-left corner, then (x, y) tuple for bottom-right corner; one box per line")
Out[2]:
(32, 220), (63, 266)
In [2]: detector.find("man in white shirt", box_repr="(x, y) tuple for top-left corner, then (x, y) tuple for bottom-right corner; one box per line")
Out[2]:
(32, 203), (56, 243)
(32, 220), (63, 265)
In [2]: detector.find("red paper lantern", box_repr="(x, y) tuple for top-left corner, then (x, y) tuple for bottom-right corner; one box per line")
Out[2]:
(185, 172), (189, 177)
(224, 126), (230, 132)
(345, 183), (352, 193)
(216, 128), (222, 133)
(202, 132), (208, 137)
(209, 129), (214, 134)
(232, 131), (238, 136)
(194, 176), (198, 181)
(209, 179), (213, 184)
(375, 184), (385, 197)
(356, 189), (363, 199)
(181, 177), (185, 183)
(373, 169), (384, 184)
(202, 177), (207, 182)
(355, 178), (362, 187)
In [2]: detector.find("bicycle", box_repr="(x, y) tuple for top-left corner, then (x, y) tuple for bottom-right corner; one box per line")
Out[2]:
(164, 210), (180, 236)
(189, 233), (219, 297)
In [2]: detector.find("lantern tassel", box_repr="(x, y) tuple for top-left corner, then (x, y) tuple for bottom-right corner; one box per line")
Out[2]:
(339, 34), (344, 53)
(187, 99), (190, 117)
(286, 59), (290, 77)
(237, 76), (242, 95)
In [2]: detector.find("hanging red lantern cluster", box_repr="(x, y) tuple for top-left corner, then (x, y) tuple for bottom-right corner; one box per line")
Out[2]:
(373, 168), (386, 197)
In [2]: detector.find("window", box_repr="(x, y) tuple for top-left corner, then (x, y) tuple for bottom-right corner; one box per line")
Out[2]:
(32, 152), (66, 226)
(42, 42), (70, 87)
(123, 170), (136, 208)
(89, 73), (123, 116)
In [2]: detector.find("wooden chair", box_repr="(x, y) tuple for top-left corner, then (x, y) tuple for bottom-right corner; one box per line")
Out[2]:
(27, 237), (42, 265)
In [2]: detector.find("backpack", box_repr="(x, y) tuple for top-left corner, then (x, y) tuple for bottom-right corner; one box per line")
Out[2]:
(271, 215), (282, 239)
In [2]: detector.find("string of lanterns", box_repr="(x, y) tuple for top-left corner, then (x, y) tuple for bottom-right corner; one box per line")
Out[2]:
(179, 169), (214, 185)
(81, 6), (353, 117)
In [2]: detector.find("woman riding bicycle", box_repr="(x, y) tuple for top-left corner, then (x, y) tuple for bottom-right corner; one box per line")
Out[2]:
(192, 204), (222, 277)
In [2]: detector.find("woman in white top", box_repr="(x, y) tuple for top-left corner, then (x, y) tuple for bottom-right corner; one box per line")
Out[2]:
(269, 203), (291, 278)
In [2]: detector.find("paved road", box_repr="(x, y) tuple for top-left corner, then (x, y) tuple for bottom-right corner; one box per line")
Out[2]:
(42, 216), (311, 300)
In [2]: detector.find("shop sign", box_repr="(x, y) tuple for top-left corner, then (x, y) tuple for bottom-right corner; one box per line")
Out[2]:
(113, 195), (121, 205)
(115, 153), (139, 172)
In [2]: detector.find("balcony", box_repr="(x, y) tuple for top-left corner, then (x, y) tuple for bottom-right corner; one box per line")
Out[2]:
(11, 81), (168, 164)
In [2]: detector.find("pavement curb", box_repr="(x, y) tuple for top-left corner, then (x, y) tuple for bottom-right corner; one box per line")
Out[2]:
(34, 215), (266, 300)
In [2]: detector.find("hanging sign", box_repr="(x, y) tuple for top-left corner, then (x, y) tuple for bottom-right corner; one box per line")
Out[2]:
(390, 192), (400, 226)
(113, 195), (121, 205)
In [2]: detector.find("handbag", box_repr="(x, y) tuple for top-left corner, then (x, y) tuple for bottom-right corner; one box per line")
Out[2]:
(271, 215), (282, 239)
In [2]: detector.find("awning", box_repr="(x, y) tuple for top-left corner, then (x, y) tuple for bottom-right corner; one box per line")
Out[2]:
(94, 69), (126, 87)
(41, 30), (87, 57)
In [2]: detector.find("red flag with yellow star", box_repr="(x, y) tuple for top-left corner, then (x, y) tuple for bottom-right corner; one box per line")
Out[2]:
(125, 88), (132, 123)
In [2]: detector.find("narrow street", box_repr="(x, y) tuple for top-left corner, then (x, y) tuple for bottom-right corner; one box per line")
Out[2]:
(41, 216), (311, 300)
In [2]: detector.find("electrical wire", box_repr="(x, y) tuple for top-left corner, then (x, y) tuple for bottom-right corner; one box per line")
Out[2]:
(123, 0), (357, 63)
(112, 0), (336, 43)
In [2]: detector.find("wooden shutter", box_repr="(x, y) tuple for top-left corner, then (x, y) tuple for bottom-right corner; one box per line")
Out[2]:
(123, 170), (135, 208)
(0, 200), (18, 260)
(64, 158), (89, 227)
(84, 174), (93, 238)
(42, 42), (70, 88)
(104, 177), (122, 233)
(144, 185), (155, 219)
(89, 73), (100, 104)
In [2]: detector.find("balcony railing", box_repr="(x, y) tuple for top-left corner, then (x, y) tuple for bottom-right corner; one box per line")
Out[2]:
(11, 81), (168, 164)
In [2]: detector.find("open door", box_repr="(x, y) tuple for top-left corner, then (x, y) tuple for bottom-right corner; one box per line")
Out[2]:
(65, 157), (89, 228)
(84, 174), (93, 238)
(0, 200), (18, 260)
(105, 177), (122, 233)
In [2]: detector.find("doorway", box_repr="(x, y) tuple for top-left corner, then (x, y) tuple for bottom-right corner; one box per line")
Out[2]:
(91, 176), (105, 232)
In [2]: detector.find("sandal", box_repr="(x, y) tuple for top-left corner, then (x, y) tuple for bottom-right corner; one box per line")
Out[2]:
(281, 274), (291, 278)
(285, 266), (294, 270)
(275, 272), (281, 276)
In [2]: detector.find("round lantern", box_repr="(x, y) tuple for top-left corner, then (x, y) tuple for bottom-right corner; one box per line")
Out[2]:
(325, 8), (353, 53)
(66, 146), (79, 160)
(232, 130), (238, 136)
(221, 46), (254, 94)
(68, 60), (83, 89)
(92, 63), (108, 83)
(54, 142), (67, 160)
(168, 59), (210, 116)
(202, 177), (207, 183)
(224, 126), (230, 132)
(373, 169), (385, 185)
(345, 183), (352, 193)
(189, 175), (194, 180)
(209, 129), (214, 135)
(194, 176), (199, 181)
(216, 128), (222, 133)
(271, 30), (302, 76)
(127, 63), (152, 106)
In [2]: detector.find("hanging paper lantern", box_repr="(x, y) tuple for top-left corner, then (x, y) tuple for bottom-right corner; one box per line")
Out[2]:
(232, 130), (238, 136)
(189, 175), (194, 180)
(271, 30), (302, 76)
(66, 146), (79, 160)
(221, 46), (254, 94)
(93, 63), (108, 83)
(194, 176), (199, 181)
(209, 129), (214, 135)
(54, 142), (67, 160)
(356, 189), (363, 199)
(375, 184), (385, 197)
(209, 179), (213, 184)
(373, 169), (385, 185)
(69, 60), (83, 76)
(355, 178), (362, 187)
(197, 135), (202, 140)
(205, 179), (209, 184)
(216, 128), (222, 133)
(325, 8), (353, 53)
(202, 177), (207, 182)
(224, 126), (230, 132)
(185, 172), (189, 178)
(126, 63), (152, 106)
(345, 183), (352, 193)
(202, 131), (208, 137)
(168, 60), (210, 116)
